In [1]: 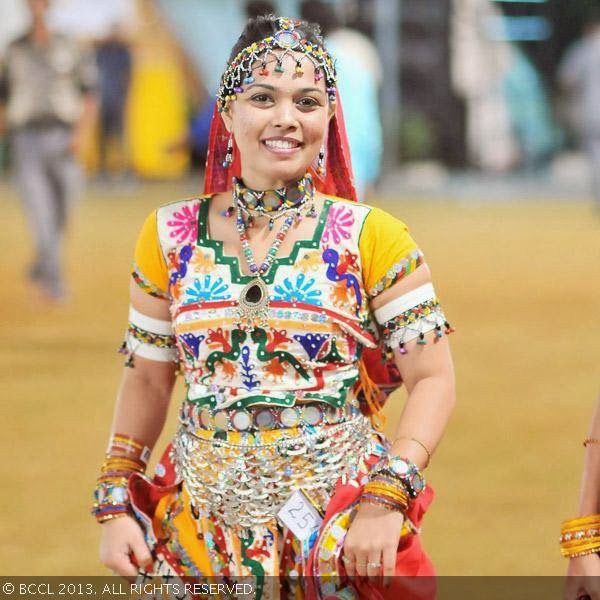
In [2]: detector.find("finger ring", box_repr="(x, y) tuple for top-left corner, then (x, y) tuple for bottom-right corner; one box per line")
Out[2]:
(368, 562), (381, 568)
(341, 556), (354, 564)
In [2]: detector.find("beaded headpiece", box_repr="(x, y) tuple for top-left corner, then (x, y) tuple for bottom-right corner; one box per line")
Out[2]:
(217, 17), (337, 112)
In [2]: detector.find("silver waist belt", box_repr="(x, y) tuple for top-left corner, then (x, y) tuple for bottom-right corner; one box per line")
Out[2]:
(172, 414), (375, 531)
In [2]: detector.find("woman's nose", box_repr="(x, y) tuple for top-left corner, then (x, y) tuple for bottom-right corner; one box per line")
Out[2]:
(271, 101), (298, 129)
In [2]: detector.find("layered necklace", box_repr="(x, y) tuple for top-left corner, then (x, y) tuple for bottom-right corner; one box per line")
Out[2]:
(225, 173), (317, 326)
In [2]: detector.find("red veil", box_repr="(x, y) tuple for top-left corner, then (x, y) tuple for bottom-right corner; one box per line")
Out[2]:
(203, 98), (358, 202)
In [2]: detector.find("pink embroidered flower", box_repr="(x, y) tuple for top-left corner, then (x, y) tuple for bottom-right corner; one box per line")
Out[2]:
(322, 205), (354, 245)
(166, 203), (199, 244)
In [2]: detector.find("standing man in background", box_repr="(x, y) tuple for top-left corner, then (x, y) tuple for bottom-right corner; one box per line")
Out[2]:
(559, 13), (600, 211)
(0, 0), (97, 301)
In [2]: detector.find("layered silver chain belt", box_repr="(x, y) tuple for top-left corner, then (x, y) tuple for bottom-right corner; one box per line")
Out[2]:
(172, 413), (375, 531)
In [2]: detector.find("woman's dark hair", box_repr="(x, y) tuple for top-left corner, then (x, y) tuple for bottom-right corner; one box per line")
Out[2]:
(228, 14), (325, 62)
(245, 1), (277, 20)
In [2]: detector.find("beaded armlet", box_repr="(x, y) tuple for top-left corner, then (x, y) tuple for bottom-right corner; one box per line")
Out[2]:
(118, 306), (178, 368)
(373, 283), (454, 358)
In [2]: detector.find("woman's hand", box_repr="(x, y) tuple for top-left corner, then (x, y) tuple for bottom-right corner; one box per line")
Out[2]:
(342, 502), (404, 583)
(99, 516), (153, 578)
(565, 554), (600, 600)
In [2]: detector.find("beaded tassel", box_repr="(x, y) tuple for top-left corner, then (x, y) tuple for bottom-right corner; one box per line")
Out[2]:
(223, 135), (233, 168)
(317, 146), (326, 175)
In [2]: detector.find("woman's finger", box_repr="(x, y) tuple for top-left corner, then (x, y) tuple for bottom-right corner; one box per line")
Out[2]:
(354, 553), (369, 578)
(382, 544), (396, 586)
(366, 552), (382, 580)
(130, 534), (153, 573)
(341, 553), (356, 577)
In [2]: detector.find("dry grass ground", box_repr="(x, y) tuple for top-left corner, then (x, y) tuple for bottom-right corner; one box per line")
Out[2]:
(0, 181), (598, 575)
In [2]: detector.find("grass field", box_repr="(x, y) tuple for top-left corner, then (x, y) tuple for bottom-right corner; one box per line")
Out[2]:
(1, 180), (598, 575)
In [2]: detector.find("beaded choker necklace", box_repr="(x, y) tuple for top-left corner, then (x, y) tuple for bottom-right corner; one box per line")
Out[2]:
(227, 174), (317, 230)
(228, 173), (317, 327)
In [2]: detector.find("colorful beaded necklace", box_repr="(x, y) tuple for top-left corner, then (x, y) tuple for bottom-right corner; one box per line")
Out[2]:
(231, 173), (317, 326)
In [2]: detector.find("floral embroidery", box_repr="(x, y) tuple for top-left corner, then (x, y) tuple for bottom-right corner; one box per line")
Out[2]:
(330, 281), (350, 308)
(272, 273), (323, 306)
(297, 249), (322, 273)
(190, 249), (216, 273)
(322, 204), (354, 245)
(166, 203), (199, 244)
(184, 275), (231, 304)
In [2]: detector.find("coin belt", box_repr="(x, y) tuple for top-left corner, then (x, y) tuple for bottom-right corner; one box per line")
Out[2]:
(179, 399), (362, 432)
(172, 414), (375, 531)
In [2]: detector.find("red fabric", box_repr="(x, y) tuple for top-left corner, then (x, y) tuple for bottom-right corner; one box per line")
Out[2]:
(203, 98), (357, 202)
(304, 455), (436, 600)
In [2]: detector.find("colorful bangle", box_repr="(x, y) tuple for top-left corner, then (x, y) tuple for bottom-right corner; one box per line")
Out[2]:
(560, 514), (600, 558)
(92, 442), (148, 525)
(105, 434), (151, 466)
(370, 455), (426, 499)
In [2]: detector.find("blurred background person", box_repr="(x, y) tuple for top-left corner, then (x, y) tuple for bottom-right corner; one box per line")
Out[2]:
(95, 23), (132, 181)
(559, 13), (600, 210)
(0, 0), (97, 301)
(300, 0), (383, 200)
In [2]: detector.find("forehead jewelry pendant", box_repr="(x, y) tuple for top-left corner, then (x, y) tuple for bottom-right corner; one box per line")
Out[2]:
(238, 278), (270, 326)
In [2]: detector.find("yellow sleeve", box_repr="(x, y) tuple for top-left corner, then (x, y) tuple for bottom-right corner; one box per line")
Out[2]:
(359, 206), (425, 298)
(131, 211), (170, 299)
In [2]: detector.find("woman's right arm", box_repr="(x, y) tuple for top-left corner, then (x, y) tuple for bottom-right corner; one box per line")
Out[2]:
(98, 280), (178, 577)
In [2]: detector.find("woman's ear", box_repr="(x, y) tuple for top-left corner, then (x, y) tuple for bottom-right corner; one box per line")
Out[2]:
(327, 102), (336, 121)
(221, 108), (233, 133)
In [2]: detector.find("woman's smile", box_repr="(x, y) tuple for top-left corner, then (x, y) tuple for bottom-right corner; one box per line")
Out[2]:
(262, 136), (303, 154)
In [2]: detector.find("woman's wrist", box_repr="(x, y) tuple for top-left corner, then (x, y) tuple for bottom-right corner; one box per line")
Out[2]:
(360, 454), (426, 516)
(560, 514), (600, 558)
(91, 433), (149, 524)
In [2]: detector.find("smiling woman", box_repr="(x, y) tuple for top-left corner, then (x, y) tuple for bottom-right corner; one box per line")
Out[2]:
(92, 15), (456, 599)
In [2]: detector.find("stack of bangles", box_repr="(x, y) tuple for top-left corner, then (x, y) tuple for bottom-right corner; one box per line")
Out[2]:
(360, 455), (426, 515)
(91, 434), (150, 524)
(560, 514), (600, 558)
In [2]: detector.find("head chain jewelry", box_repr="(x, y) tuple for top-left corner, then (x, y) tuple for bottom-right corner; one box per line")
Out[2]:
(217, 17), (337, 113)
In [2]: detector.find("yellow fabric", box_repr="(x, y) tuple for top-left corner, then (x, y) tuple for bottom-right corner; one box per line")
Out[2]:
(133, 211), (169, 295)
(358, 206), (420, 294)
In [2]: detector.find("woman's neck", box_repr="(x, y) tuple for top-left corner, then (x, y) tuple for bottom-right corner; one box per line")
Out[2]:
(238, 170), (305, 192)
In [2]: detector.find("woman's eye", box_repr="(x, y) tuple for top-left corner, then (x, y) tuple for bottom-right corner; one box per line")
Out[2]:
(298, 97), (319, 108)
(251, 94), (272, 103)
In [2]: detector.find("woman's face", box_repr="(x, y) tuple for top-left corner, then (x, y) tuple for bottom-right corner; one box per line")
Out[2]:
(222, 50), (331, 190)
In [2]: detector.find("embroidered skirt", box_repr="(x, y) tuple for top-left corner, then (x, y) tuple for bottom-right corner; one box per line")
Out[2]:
(129, 418), (436, 600)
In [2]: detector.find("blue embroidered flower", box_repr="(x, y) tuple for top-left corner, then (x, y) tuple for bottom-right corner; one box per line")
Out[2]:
(273, 273), (322, 306)
(184, 275), (231, 304)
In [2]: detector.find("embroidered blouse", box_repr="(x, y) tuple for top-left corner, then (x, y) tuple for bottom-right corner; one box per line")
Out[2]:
(129, 195), (431, 411)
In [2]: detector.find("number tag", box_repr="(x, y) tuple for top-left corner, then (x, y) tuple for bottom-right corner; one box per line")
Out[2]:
(277, 489), (324, 542)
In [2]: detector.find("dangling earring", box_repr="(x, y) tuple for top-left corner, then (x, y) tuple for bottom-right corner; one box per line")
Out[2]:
(223, 134), (234, 168)
(317, 145), (326, 175)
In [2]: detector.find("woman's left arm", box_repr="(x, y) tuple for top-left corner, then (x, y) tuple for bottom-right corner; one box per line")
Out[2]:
(342, 264), (456, 581)
(375, 263), (456, 468)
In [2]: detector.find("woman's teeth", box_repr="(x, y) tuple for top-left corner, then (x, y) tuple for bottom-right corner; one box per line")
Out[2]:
(265, 139), (299, 149)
